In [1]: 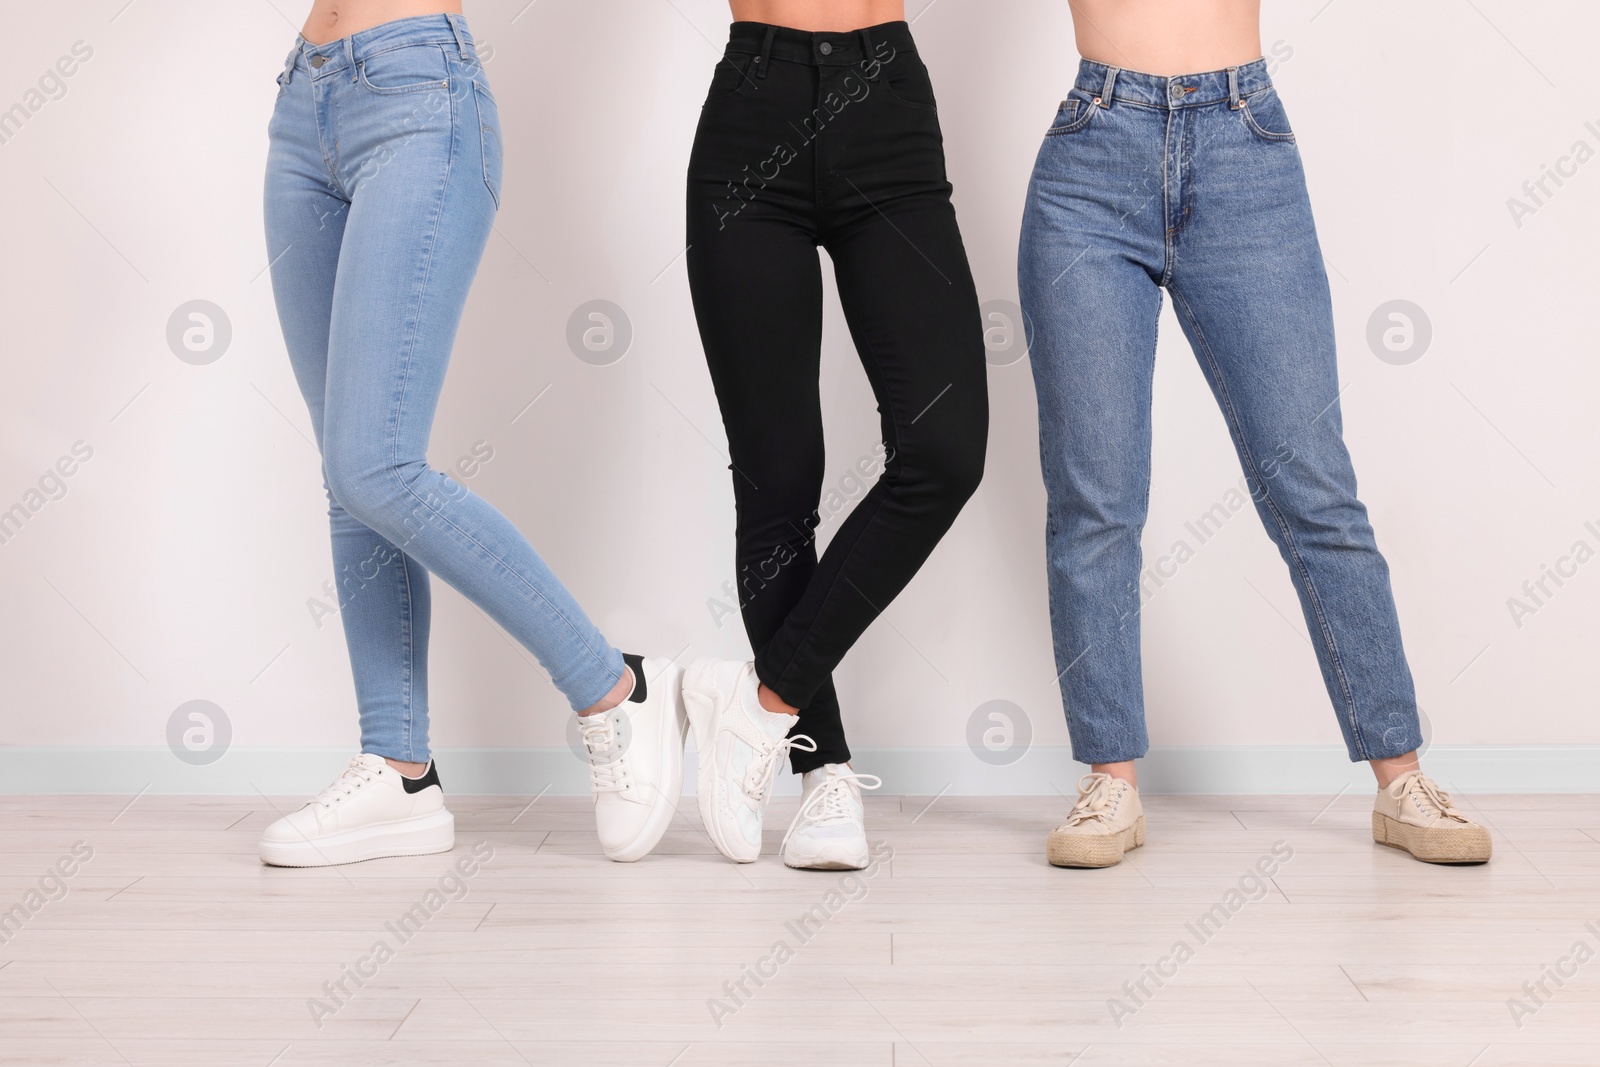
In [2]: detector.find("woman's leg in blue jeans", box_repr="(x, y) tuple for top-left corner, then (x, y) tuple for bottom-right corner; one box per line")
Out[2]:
(1167, 148), (1422, 764)
(1023, 253), (1166, 767)
(265, 115), (439, 763)
(1020, 117), (1169, 767)
(265, 69), (623, 763)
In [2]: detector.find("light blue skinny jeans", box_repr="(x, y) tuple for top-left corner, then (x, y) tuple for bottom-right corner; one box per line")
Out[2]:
(264, 15), (623, 762)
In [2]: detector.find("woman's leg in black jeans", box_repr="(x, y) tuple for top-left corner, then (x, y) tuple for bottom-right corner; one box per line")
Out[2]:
(687, 24), (988, 774)
(760, 193), (987, 712)
(687, 208), (852, 770)
(687, 170), (987, 775)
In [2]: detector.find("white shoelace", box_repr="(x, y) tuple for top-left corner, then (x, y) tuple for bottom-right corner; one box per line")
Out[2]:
(311, 756), (383, 810)
(1406, 772), (1470, 823)
(1065, 772), (1121, 827)
(742, 733), (818, 804)
(781, 770), (881, 850)
(580, 714), (629, 793)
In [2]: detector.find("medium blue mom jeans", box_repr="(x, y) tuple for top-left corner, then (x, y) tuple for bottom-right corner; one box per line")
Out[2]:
(1019, 59), (1422, 765)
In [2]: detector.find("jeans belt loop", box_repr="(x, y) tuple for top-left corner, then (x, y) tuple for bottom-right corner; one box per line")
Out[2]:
(281, 40), (300, 86)
(1227, 65), (1242, 108)
(448, 13), (471, 61)
(344, 35), (357, 82)
(856, 26), (874, 76)
(1097, 65), (1118, 108)
(755, 25), (776, 79)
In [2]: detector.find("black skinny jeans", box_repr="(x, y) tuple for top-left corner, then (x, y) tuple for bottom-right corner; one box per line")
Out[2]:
(686, 21), (989, 772)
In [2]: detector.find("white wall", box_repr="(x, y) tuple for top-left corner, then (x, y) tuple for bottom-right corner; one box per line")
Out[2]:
(1, 0), (1596, 789)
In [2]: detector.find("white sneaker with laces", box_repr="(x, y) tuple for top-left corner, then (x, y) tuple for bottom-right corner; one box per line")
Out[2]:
(258, 753), (453, 867)
(782, 763), (880, 870)
(1046, 772), (1144, 868)
(682, 658), (815, 863)
(582, 654), (686, 862)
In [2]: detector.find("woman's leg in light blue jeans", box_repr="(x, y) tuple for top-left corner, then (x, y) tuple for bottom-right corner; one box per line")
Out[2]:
(266, 72), (439, 763)
(265, 42), (623, 763)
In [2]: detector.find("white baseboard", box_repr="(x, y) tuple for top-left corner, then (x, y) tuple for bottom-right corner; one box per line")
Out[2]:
(1, 745), (1595, 795)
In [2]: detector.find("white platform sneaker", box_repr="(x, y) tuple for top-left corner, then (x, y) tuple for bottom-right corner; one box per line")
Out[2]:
(782, 763), (881, 870)
(682, 658), (815, 863)
(581, 653), (687, 862)
(258, 753), (454, 867)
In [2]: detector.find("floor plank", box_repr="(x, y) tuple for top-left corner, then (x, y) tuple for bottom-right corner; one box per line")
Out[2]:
(0, 792), (1595, 1063)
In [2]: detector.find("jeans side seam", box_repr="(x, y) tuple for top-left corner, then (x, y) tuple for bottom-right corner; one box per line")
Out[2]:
(387, 70), (456, 491)
(382, 86), (449, 749)
(399, 552), (420, 762)
(1170, 289), (1367, 760)
(1138, 293), (1163, 534)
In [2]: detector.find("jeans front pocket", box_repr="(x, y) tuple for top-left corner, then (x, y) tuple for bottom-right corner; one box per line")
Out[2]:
(1239, 87), (1296, 143)
(357, 42), (451, 95)
(1046, 92), (1098, 136)
(703, 53), (754, 105)
(879, 50), (938, 111)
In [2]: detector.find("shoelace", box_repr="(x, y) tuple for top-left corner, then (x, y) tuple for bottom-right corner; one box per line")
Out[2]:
(742, 733), (818, 803)
(1407, 773), (1470, 823)
(579, 713), (630, 793)
(1065, 772), (1121, 827)
(311, 756), (382, 810)
(781, 770), (882, 850)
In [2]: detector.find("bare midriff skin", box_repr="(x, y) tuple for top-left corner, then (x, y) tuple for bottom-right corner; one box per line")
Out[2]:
(1069, 0), (1261, 76)
(300, 0), (462, 46)
(729, 0), (905, 32)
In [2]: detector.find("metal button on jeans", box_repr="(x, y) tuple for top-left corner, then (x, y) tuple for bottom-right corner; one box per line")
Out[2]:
(819, 42), (833, 55)
(309, 54), (328, 68)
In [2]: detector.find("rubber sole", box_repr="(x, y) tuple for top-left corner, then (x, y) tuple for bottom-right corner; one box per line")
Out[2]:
(1047, 814), (1145, 868)
(259, 808), (455, 867)
(1372, 810), (1491, 864)
(603, 664), (687, 863)
(783, 843), (870, 871)
(682, 658), (760, 863)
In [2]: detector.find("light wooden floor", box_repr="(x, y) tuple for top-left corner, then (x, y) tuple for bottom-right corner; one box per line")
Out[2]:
(2, 791), (1599, 1066)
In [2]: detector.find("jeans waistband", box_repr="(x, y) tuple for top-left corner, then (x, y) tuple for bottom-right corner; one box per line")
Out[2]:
(283, 13), (475, 81)
(1073, 57), (1274, 110)
(724, 19), (915, 69)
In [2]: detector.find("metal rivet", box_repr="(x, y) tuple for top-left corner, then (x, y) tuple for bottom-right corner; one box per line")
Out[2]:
(1092, 96), (1101, 106)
